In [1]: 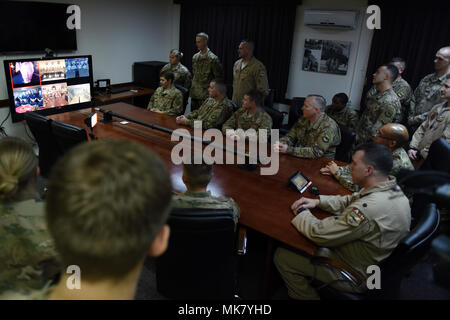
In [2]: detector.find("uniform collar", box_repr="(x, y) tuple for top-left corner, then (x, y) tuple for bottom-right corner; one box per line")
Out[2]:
(305, 113), (326, 129)
(359, 176), (399, 197)
(183, 190), (211, 198)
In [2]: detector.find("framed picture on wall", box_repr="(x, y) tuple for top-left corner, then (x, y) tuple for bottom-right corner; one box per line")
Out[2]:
(302, 39), (351, 75)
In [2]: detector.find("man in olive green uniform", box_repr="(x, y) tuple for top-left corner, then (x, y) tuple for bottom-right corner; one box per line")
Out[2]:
(356, 64), (401, 143)
(0, 199), (59, 294)
(190, 33), (223, 111)
(222, 89), (272, 141)
(325, 93), (358, 131)
(408, 74), (450, 161)
(408, 47), (450, 133)
(160, 49), (192, 89)
(176, 79), (233, 130)
(274, 143), (411, 300)
(321, 123), (414, 192)
(232, 40), (269, 108)
(275, 95), (341, 159)
(172, 161), (240, 227)
(147, 71), (184, 116)
(367, 58), (413, 124)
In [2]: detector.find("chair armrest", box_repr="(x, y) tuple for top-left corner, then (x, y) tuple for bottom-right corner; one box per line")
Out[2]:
(236, 226), (247, 255)
(311, 255), (363, 286)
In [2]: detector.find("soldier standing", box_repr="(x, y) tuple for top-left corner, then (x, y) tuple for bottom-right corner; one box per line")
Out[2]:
(274, 95), (341, 159)
(274, 143), (411, 300)
(408, 46), (450, 133)
(356, 64), (401, 144)
(147, 71), (184, 116)
(160, 49), (192, 90)
(232, 40), (269, 108)
(190, 32), (222, 111)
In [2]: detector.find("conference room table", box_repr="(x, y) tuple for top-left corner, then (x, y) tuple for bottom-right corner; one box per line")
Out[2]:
(49, 102), (351, 296)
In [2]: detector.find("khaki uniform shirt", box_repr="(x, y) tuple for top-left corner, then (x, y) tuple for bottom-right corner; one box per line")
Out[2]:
(357, 88), (400, 143)
(410, 72), (449, 126)
(190, 49), (222, 100)
(291, 177), (411, 280)
(172, 191), (240, 227)
(147, 86), (184, 116)
(334, 147), (414, 192)
(232, 57), (269, 108)
(186, 97), (234, 130)
(410, 102), (450, 159)
(325, 106), (359, 131)
(280, 113), (341, 159)
(222, 107), (273, 139)
(0, 199), (59, 294)
(160, 63), (192, 89)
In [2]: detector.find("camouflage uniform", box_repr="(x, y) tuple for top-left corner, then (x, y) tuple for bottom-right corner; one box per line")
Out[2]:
(334, 147), (414, 192)
(0, 199), (59, 294)
(0, 284), (54, 300)
(324, 106), (359, 131)
(368, 77), (413, 124)
(232, 57), (269, 108)
(222, 107), (273, 139)
(357, 88), (399, 143)
(409, 72), (449, 129)
(185, 97), (233, 130)
(280, 113), (341, 159)
(274, 177), (411, 299)
(160, 63), (192, 90)
(172, 191), (240, 228)
(147, 86), (184, 116)
(410, 102), (450, 159)
(190, 49), (222, 110)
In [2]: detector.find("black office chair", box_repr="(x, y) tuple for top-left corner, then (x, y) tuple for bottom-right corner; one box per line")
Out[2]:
(264, 89), (275, 109)
(174, 84), (189, 115)
(315, 202), (440, 300)
(420, 138), (450, 173)
(281, 97), (305, 135)
(156, 207), (241, 299)
(335, 123), (356, 163)
(263, 106), (283, 130)
(24, 112), (61, 177)
(51, 120), (88, 154)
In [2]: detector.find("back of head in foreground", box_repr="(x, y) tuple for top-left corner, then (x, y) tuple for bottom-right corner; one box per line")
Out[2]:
(45, 140), (172, 299)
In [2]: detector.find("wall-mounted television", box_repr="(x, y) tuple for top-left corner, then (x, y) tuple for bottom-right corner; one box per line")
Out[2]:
(0, 1), (77, 53)
(3, 55), (94, 122)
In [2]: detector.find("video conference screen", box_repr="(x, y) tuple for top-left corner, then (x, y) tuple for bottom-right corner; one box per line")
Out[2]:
(4, 55), (93, 122)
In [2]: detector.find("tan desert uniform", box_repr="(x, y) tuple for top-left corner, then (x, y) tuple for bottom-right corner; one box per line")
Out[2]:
(280, 113), (341, 159)
(334, 147), (414, 192)
(185, 97), (233, 130)
(160, 63), (192, 89)
(147, 86), (184, 116)
(190, 49), (222, 110)
(274, 177), (411, 300)
(324, 106), (359, 131)
(410, 102), (450, 159)
(232, 56), (269, 108)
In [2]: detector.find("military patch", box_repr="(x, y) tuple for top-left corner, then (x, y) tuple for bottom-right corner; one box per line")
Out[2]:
(385, 110), (393, 117)
(322, 135), (330, 143)
(346, 207), (366, 227)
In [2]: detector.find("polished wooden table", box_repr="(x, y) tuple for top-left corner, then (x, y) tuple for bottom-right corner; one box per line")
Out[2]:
(93, 84), (154, 104)
(49, 102), (351, 257)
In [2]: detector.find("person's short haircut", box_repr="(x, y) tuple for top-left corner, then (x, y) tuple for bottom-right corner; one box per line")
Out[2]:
(307, 94), (327, 112)
(354, 143), (393, 176)
(45, 140), (172, 281)
(160, 70), (175, 82)
(170, 49), (183, 59)
(438, 46), (450, 60)
(241, 39), (255, 52)
(212, 78), (227, 96)
(183, 161), (213, 189)
(333, 93), (349, 105)
(390, 57), (406, 71)
(382, 64), (399, 83)
(0, 137), (38, 201)
(245, 89), (264, 107)
(196, 32), (209, 41)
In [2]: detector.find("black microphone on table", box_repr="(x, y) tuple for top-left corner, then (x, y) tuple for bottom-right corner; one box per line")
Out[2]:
(96, 107), (114, 123)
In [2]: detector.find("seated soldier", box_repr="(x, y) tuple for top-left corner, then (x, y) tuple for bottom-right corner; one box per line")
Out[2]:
(274, 95), (341, 159)
(325, 93), (358, 131)
(172, 159), (239, 227)
(0, 137), (59, 294)
(1, 140), (172, 299)
(147, 71), (184, 116)
(274, 143), (411, 300)
(321, 123), (414, 192)
(222, 89), (272, 142)
(176, 79), (233, 130)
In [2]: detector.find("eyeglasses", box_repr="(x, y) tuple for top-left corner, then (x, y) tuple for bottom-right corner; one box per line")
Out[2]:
(374, 131), (395, 140)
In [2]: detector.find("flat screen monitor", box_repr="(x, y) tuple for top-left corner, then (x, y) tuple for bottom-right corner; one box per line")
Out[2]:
(3, 55), (93, 122)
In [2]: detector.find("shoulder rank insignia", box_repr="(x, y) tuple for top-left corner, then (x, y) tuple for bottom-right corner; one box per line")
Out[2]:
(346, 207), (366, 227)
